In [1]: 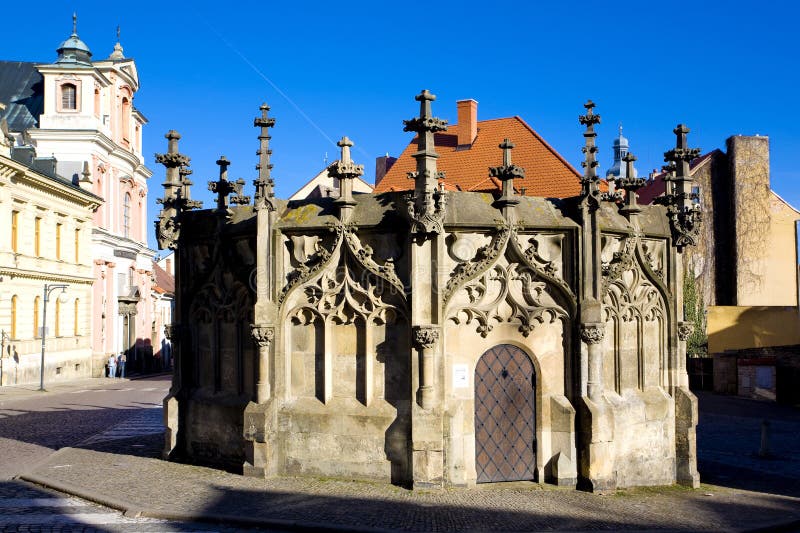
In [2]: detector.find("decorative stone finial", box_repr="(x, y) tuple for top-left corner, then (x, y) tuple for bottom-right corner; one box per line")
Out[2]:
(329, 136), (364, 218)
(579, 100), (602, 205)
(401, 90), (448, 236)
(209, 156), (251, 215)
(80, 161), (92, 184)
(618, 153), (646, 219)
(656, 124), (702, 250)
(489, 138), (525, 210)
(253, 103), (277, 211)
(155, 130), (197, 250)
(109, 25), (125, 60)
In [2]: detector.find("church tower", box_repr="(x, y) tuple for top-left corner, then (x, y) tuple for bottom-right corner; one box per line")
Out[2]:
(27, 16), (156, 375)
(605, 126), (638, 179)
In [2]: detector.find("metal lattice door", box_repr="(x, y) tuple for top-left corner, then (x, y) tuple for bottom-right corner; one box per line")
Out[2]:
(474, 344), (536, 483)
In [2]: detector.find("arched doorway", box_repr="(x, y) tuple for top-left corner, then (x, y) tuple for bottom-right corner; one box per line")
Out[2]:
(474, 344), (536, 483)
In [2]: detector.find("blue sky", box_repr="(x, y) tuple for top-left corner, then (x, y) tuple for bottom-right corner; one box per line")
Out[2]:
(4, 1), (799, 251)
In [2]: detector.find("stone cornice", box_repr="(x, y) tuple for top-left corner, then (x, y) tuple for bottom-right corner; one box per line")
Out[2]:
(0, 155), (102, 211)
(91, 226), (156, 259)
(36, 65), (112, 87)
(0, 266), (95, 285)
(27, 129), (152, 179)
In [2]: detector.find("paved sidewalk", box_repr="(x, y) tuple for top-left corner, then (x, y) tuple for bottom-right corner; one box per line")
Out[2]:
(0, 372), (171, 404)
(18, 434), (800, 532)
(9, 385), (800, 532)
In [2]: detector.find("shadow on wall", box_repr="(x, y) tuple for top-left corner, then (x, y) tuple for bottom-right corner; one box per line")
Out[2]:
(707, 306), (800, 354)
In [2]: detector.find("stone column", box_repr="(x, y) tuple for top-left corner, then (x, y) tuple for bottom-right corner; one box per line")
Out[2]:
(580, 320), (606, 400)
(250, 324), (274, 403)
(412, 325), (439, 409)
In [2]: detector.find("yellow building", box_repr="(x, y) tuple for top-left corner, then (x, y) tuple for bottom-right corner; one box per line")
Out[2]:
(0, 114), (100, 386)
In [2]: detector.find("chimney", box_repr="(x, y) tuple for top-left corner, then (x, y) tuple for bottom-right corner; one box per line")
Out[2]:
(374, 153), (397, 186)
(457, 99), (478, 147)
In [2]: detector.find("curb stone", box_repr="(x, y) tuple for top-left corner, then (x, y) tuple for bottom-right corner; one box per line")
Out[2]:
(20, 468), (396, 533)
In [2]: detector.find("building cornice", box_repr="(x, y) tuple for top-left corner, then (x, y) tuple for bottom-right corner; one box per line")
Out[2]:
(0, 266), (95, 285)
(0, 155), (102, 210)
(36, 64), (112, 86)
(92, 226), (156, 259)
(27, 128), (153, 178)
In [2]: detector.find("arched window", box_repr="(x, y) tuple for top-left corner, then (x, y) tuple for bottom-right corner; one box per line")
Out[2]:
(74, 298), (80, 336)
(11, 210), (18, 253)
(56, 223), (62, 260)
(34, 217), (41, 256)
(94, 88), (101, 118)
(74, 228), (80, 263)
(123, 193), (131, 238)
(55, 298), (61, 337)
(121, 96), (131, 142)
(61, 83), (77, 110)
(34, 296), (40, 338)
(11, 295), (18, 339)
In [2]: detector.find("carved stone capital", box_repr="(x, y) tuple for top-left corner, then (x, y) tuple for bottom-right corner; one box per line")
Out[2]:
(677, 321), (694, 341)
(580, 322), (606, 345)
(250, 324), (275, 348)
(412, 325), (439, 350)
(164, 323), (178, 341)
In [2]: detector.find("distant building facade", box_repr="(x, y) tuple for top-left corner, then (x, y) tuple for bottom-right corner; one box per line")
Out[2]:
(289, 167), (373, 201)
(0, 113), (100, 385)
(639, 135), (800, 400)
(0, 18), (155, 379)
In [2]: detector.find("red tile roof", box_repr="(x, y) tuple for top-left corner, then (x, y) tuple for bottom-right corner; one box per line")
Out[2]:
(374, 116), (582, 198)
(638, 149), (721, 205)
(153, 263), (174, 295)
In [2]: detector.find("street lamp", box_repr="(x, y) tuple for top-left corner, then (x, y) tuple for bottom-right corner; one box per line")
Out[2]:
(0, 329), (9, 386)
(40, 283), (69, 391)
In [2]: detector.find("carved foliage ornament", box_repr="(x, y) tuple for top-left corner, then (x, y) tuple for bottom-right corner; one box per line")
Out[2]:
(677, 321), (694, 341)
(412, 325), (439, 349)
(250, 324), (275, 347)
(580, 322), (605, 344)
(403, 184), (448, 235)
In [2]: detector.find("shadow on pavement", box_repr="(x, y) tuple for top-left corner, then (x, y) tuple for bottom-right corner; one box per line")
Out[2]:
(696, 391), (800, 498)
(180, 481), (800, 532)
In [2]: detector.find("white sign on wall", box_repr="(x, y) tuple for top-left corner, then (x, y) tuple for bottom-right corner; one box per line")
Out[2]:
(453, 364), (469, 388)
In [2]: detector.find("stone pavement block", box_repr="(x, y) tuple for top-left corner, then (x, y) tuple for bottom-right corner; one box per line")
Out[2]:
(21, 441), (800, 532)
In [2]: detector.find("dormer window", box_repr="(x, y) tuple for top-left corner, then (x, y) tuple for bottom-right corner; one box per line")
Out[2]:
(61, 83), (77, 110)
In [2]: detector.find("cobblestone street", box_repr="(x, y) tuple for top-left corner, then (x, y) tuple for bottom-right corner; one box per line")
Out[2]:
(2, 376), (799, 532)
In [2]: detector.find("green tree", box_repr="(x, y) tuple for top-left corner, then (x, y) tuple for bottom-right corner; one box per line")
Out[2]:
(683, 266), (708, 357)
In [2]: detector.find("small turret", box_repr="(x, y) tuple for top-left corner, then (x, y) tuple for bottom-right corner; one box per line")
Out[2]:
(56, 13), (93, 66)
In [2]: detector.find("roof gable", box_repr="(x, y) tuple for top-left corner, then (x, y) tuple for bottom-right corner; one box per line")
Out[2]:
(374, 116), (581, 198)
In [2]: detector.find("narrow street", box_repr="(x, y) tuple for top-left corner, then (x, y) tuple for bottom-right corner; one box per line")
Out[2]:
(0, 375), (169, 480)
(0, 375), (279, 532)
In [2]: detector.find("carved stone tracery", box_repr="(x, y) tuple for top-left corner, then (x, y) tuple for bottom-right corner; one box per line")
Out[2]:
(283, 222), (407, 325)
(445, 223), (573, 338)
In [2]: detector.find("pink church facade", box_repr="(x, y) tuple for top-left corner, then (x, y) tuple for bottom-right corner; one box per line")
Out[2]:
(27, 22), (156, 373)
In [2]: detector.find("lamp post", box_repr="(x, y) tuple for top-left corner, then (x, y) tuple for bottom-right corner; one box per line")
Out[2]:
(0, 329), (9, 386)
(40, 283), (68, 391)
